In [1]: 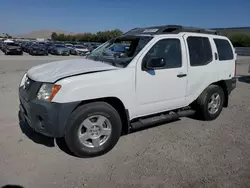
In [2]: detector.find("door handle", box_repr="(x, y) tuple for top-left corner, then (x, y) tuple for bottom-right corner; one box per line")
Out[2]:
(177, 73), (187, 78)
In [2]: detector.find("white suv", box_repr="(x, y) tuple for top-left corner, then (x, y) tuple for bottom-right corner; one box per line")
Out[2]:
(19, 25), (237, 157)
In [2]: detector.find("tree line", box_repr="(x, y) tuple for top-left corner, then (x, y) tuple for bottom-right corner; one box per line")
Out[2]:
(229, 33), (250, 47)
(51, 29), (123, 43)
(51, 30), (250, 47)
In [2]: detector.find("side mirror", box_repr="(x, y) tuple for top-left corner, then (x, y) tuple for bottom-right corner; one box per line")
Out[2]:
(144, 57), (166, 70)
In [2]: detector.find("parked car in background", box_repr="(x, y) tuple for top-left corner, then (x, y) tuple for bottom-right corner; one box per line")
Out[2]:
(71, 45), (89, 56)
(0, 41), (5, 51)
(86, 43), (101, 52)
(29, 43), (48, 56)
(102, 43), (130, 57)
(65, 43), (74, 50)
(22, 42), (35, 53)
(49, 44), (70, 56)
(3, 42), (23, 55)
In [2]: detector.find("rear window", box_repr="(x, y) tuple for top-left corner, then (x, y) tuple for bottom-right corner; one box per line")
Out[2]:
(187, 36), (213, 66)
(213, 39), (234, 61)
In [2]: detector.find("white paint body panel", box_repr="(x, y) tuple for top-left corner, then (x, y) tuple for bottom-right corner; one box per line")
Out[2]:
(53, 68), (138, 118)
(26, 32), (236, 120)
(27, 58), (119, 83)
(134, 35), (188, 117)
(182, 33), (236, 105)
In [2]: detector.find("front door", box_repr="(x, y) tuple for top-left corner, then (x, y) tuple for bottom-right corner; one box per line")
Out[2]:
(135, 37), (188, 117)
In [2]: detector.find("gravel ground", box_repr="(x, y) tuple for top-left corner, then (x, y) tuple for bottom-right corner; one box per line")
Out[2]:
(0, 56), (249, 188)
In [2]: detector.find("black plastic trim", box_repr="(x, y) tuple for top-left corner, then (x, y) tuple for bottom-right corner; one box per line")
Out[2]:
(124, 25), (218, 36)
(225, 77), (236, 95)
(125, 109), (131, 134)
(19, 90), (80, 138)
(177, 74), (187, 78)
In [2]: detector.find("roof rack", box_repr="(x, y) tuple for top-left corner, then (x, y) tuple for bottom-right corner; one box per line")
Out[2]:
(124, 25), (218, 36)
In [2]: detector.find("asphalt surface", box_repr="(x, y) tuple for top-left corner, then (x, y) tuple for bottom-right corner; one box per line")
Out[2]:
(0, 55), (250, 188)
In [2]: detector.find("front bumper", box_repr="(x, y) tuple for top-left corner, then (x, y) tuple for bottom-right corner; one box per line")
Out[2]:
(6, 50), (23, 55)
(19, 85), (79, 138)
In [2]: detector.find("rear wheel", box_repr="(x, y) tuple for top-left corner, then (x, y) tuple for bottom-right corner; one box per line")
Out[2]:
(194, 85), (225, 120)
(65, 102), (122, 157)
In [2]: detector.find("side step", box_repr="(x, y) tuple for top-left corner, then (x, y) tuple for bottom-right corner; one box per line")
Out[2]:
(130, 109), (195, 130)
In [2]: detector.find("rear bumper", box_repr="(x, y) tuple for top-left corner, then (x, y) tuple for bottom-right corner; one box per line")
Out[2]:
(226, 77), (236, 95)
(19, 88), (79, 137)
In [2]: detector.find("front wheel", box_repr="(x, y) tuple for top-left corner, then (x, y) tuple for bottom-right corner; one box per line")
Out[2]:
(195, 85), (225, 120)
(65, 102), (122, 157)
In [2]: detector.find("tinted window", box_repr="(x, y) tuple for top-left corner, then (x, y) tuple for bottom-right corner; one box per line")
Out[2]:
(143, 39), (182, 69)
(6, 43), (19, 46)
(187, 37), (212, 66)
(214, 39), (233, 61)
(55, 45), (65, 48)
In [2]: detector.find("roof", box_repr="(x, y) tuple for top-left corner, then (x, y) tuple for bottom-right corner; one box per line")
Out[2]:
(123, 25), (218, 36)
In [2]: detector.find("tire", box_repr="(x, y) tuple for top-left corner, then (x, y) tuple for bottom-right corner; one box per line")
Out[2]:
(195, 85), (225, 121)
(65, 102), (122, 157)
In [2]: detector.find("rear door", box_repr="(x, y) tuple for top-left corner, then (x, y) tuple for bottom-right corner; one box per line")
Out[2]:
(183, 34), (217, 104)
(212, 37), (236, 79)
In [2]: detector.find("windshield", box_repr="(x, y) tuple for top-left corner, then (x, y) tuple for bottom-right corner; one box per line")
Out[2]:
(86, 35), (152, 67)
(6, 43), (19, 46)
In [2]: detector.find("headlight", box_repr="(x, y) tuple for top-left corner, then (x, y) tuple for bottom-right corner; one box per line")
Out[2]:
(20, 73), (27, 87)
(37, 83), (61, 102)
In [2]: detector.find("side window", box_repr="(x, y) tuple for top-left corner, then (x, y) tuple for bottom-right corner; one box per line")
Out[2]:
(213, 39), (234, 61)
(143, 39), (182, 69)
(187, 36), (213, 66)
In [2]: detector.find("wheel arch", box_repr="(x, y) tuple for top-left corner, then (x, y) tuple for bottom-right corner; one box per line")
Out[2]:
(71, 97), (130, 135)
(210, 80), (229, 107)
(191, 80), (229, 108)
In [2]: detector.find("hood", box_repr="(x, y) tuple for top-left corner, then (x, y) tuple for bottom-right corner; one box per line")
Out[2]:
(27, 58), (119, 83)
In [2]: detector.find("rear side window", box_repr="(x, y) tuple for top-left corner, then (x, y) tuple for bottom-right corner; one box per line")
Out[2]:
(187, 36), (213, 66)
(213, 39), (234, 61)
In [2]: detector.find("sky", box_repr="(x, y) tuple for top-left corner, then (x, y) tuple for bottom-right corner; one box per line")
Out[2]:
(0, 0), (249, 35)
